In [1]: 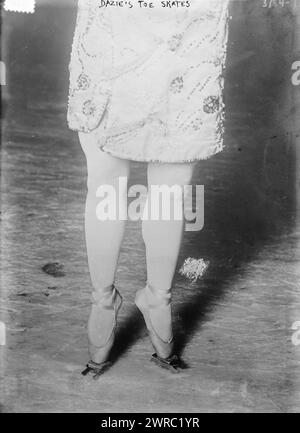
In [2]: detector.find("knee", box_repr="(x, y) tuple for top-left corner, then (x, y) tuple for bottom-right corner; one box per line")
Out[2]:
(79, 131), (130, 193)
(171, 163), (196, 186)
(148, 162), (196, 188)
(86, 160), (130, 195)
(84, 154), (130, 196)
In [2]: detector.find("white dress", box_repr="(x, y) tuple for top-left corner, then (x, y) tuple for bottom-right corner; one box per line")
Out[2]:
(68, 0), (229, 163)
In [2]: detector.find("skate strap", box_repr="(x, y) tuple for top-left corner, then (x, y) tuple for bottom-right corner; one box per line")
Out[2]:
(144, 283), (173, 343)
(91, 284), (119, 309)
(145, 283), (171, 307)
(88, 285), (122, 347)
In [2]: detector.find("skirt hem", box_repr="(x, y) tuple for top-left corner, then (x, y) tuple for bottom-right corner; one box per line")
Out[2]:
(97, 143), (224, 164)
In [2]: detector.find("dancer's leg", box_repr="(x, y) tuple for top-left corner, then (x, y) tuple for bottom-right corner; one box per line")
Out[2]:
(79, 131), (131, 364)
(80, 132), (131, 290)
(137, 162), (195, 360)
(144, 163), (195, 291)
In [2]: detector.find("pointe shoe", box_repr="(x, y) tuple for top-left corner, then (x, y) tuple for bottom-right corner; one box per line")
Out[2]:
(82, 284), (122, 378)
(135, 283), (175, 360)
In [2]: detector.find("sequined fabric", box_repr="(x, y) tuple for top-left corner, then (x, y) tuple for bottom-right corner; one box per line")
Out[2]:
(68, 0), (229, 163)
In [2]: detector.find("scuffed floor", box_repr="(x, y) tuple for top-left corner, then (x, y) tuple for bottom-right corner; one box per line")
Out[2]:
(1, 1), (300, 412)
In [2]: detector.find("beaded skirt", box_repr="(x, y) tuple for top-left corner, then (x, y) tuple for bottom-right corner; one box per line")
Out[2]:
(67, 0), (229, 163)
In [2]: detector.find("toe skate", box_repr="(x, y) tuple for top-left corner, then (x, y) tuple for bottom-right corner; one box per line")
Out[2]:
(81, 360), (112, 380)
(151, 353), (186, 373)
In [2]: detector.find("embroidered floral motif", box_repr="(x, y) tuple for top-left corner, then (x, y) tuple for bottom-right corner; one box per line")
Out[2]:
(191, 118), (203, 131)
(76, 73), (91, 91)
(82, 100), (96, 117)
(170, 76), (184, 94)
(213, 56), (222, 67)
(203, 96), (220, 114)
(167, 34), (183, 52)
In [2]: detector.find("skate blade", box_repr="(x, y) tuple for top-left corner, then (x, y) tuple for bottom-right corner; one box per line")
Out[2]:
(81, 361), (112, 380)
(151, 354), (186, 373)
